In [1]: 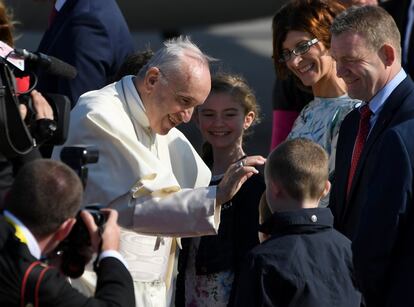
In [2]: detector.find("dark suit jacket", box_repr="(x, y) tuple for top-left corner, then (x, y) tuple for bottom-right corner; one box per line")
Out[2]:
(381, 0), (414, 78)
(0, 217), (135, 307)
(330, 75), (414, 306)
(36, 0), (135, 107)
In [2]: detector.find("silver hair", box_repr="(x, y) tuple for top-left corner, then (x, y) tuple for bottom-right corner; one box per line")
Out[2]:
(137, 35), (216, 83)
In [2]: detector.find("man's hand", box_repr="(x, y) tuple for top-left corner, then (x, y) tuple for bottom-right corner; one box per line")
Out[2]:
(216, 155), (266, 206)
(80, 209), (120, 253)
(31, 90), (54, 120)
(18, 90), (54, 120)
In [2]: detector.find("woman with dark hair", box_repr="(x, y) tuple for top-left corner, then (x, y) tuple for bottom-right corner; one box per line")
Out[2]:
(272, 0), (361, 206)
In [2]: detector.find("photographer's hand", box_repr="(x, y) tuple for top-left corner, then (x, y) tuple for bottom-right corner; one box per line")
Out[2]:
(100, 209), (120, 252)
(80, 209), (120, 253)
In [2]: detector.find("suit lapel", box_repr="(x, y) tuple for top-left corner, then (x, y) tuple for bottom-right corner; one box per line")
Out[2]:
(333, 110), (359, 222)
(37, 0), (77, 53)
(346, 77), (414, 209)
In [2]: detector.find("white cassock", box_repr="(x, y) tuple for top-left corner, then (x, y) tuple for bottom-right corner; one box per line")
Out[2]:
(53, 75), (220, 307)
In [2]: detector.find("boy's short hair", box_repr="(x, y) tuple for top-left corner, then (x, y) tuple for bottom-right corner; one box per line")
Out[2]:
(265, 138), (328, 201)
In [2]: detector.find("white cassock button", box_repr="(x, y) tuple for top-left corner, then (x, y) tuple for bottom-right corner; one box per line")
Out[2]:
(311, 215), (317, 223)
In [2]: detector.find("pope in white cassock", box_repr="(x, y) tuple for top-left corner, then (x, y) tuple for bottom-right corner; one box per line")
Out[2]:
(52, 36), (265, 307)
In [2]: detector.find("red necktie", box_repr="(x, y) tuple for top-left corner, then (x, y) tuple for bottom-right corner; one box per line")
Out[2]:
(346, 104), (372, 199)
(48, 4), (58, 27)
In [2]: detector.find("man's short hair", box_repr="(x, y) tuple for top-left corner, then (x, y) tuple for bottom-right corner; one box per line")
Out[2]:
(4, 159), (83, 237)
(331, 5), (401, 62)
(265, 138), (328, 201)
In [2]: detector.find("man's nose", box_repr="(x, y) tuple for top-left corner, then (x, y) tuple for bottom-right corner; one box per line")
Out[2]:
(181, 108), (193, 123)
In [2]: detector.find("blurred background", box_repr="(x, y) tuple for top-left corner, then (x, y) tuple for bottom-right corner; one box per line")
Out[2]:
(6, 0), (289, 157)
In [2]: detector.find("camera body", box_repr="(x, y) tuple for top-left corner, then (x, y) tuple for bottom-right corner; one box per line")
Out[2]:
(0, 55), (71, 158)
(18, 92), (71, 146)
(56, 206), (107, 278)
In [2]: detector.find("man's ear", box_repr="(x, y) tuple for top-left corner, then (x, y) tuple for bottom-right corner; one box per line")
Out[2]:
(54, 218), (76, 242)
(144, 67), (161, 91)
(321, 180), (331, 198)
(379, 43), (396, 66)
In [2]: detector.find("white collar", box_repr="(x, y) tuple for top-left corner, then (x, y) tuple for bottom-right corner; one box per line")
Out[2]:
(54, 0), (67, 12)
(119, 75), (152, 133)
(3, 210), (42, 259)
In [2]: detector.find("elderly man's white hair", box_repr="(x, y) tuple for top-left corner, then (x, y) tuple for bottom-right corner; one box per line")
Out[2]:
(137, 35), (216, 81)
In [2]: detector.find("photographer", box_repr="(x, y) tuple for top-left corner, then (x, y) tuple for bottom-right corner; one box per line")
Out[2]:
(0, 159), (135, 306)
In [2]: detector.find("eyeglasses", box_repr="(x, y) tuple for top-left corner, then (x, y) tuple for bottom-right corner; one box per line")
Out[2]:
(278, 38), (319, 63)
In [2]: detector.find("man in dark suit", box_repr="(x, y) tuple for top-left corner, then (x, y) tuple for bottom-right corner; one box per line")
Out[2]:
(36, 0), (135, 108)
(381, 0), (414, 78)
(330, 5), (414, 306)
(0, 159), (135, 306)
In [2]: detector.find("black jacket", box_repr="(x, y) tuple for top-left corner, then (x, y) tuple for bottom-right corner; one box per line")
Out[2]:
(234, 208), (361, 307)
(0, 216), (135, 307)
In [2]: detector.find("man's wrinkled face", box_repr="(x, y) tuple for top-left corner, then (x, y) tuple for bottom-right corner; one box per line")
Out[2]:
(145, 61), (211, 135)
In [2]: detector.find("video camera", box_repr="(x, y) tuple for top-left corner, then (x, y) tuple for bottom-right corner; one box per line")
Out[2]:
(0, 42), (77, 158)
(53, 145), (106, 278)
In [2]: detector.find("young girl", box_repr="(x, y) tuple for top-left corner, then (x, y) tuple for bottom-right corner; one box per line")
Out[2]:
(176, 73), (265, 307)
(272, 0), (362, 206)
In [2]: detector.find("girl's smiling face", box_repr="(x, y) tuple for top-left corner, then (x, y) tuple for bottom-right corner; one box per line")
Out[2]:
(196, 92), (254, 150)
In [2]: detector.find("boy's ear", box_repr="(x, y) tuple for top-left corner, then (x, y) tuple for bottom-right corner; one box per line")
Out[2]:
(269, 179), (282, 198)
(321, 180), (331, 198)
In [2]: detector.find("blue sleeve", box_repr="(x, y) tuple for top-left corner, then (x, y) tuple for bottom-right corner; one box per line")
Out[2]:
(52, 13), (133, 106)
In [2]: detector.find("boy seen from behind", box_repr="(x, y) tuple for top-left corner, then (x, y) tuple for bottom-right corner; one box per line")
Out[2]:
(234, 138), (361, 307)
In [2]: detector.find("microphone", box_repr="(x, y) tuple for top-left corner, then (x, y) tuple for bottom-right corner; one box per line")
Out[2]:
(13, 49), (78, 80)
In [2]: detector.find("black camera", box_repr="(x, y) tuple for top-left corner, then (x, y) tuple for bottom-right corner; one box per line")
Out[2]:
(60, 145), (99, 188)
(0, 48), (75, 158)
(55, 206), (107, 278)
(52, 145), (102, 278)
